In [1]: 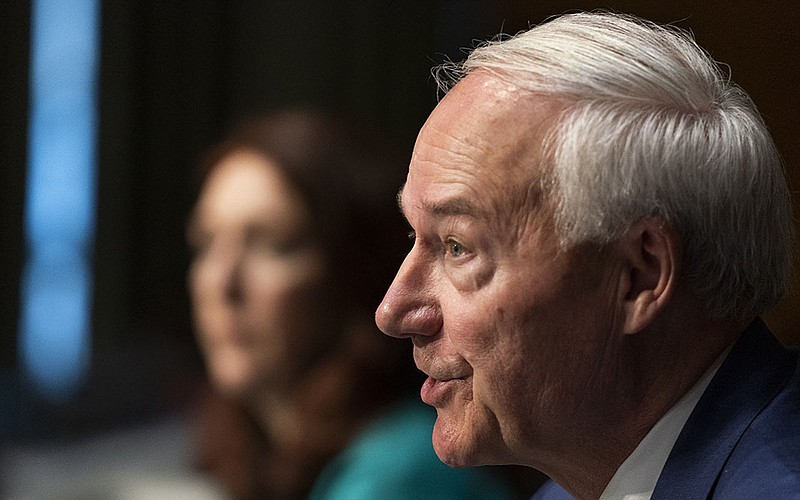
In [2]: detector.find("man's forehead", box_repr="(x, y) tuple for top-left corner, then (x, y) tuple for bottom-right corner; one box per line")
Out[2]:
(428, 73), (523, 133)
(397, 184), (480, 219)
(398, 72), (562, 228)
(447, 71), (523, 105)
(429, 73), (563, 161)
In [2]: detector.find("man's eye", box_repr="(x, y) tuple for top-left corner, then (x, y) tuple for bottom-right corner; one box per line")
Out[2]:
(407, 230), (417, 241)
(447, 239), (466, 258)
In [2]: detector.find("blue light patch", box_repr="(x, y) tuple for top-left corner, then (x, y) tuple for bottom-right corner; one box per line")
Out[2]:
(20, 0), (100, 402)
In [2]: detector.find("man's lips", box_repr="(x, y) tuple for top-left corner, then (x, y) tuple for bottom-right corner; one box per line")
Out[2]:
(420, 375), (464, 406)
(414, 349), (471, 405)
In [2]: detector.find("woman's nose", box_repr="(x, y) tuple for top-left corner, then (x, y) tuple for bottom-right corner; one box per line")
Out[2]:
(375, 250), (442, 339)
(200, 238), (244, 303)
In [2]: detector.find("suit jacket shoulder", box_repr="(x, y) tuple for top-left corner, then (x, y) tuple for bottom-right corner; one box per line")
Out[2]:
(652, 318), (800, 499)
(532, 319), (800, 500)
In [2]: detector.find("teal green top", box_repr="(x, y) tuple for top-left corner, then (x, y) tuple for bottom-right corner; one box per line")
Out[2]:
(308, 400), (517, 500)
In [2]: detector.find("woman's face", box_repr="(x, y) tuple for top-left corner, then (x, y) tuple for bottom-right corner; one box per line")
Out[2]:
(187, 150), (332, 400)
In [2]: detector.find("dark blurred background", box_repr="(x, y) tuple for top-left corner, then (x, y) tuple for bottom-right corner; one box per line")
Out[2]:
(2, 0), (799, 448)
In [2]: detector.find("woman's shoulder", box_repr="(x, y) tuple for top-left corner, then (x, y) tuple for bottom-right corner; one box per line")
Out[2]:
(309, 399), (518, 500)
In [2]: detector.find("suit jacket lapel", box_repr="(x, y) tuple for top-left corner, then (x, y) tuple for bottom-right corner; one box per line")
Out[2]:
(651, 318), (796, 499)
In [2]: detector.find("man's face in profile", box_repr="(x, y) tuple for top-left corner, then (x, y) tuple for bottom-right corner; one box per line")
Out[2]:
(376, 72), (626, 469)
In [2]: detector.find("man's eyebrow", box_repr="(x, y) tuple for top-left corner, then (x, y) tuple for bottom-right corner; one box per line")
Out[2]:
(426, 198), (480, 217)
(396, 185), (405, 215)
(395, 184), (480, 219)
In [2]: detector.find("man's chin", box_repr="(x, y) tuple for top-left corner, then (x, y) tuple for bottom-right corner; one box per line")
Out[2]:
(431, 413), (481, 469)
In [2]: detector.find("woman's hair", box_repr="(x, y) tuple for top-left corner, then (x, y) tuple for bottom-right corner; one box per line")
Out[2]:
(191, 108), (419, 499)
(194, 107), (410, 317)
(434, 11), (794, 321)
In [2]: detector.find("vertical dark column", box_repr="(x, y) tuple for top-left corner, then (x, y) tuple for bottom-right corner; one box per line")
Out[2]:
(0, 1), (30, 411)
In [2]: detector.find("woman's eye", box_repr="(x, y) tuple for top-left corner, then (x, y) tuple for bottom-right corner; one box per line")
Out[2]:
(250, 234), (297, 256)
(447, 239), (466, 258)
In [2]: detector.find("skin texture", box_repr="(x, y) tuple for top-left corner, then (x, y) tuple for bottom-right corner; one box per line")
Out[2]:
(375, 72), (744, 499)
(377, 72), (627, 468)
(187, 150), (332, 402)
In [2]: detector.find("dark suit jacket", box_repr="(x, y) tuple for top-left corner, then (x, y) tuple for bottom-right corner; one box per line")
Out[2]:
(533, 318), (800, 499)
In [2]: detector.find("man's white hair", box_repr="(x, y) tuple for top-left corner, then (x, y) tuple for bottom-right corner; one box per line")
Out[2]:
(435, 11), (794, 320)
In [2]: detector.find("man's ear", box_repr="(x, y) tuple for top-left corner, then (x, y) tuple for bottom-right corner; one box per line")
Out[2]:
(617, 217), (680, 335)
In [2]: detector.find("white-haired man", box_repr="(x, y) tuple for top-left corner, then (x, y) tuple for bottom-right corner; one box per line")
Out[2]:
(376, 11), (799, 499)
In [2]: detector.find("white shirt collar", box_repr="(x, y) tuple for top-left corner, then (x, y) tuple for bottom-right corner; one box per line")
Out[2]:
(598, 346), (732, 500)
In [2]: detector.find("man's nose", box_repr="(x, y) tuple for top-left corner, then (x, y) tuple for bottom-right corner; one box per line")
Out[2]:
(375, 251), (442, 338)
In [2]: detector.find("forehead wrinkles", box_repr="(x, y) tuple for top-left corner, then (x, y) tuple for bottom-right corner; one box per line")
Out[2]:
(407, 73), (562, 241)
(403, 138), (551, 254)
(465, 114), (558, 248)
(485, 94), (563, 247)
(405, 142), (509, 233)
(414, 124), (507, 189)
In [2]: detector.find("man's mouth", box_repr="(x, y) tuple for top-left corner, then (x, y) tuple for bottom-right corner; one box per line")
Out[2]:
(420, 375), (463, 406)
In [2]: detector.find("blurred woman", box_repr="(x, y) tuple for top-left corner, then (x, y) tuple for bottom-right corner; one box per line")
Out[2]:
(186, 109), (524, 499)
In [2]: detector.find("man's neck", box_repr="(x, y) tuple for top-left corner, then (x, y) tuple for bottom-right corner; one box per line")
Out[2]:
(599, 342), (733, 499)
(550, 309), (746, 499)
